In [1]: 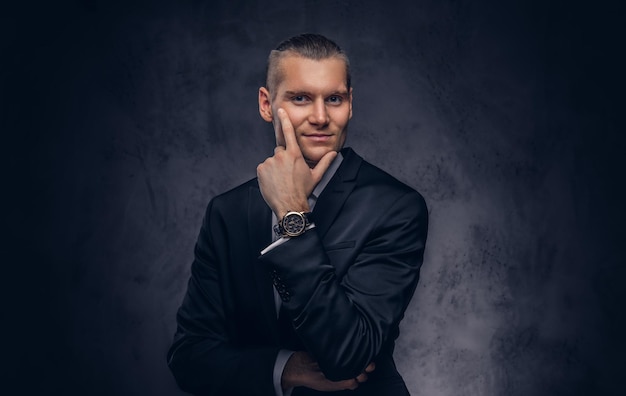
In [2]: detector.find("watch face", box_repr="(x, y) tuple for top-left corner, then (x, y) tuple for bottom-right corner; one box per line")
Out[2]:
(283, 212), (306, 237)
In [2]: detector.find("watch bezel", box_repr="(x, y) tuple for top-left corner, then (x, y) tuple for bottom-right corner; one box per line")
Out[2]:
(281, 211), (307, 237)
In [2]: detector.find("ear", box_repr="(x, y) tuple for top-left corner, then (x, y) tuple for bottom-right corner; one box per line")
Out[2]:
(258, 87), (273, 122)
(348, 87), (353, 119)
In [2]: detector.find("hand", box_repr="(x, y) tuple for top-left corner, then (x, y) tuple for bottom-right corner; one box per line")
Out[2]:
(257, 108), (337, 219)
(281, 351), (376, 392)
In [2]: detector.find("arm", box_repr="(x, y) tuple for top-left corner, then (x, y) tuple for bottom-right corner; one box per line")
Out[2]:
(167, 199), (278, 396)
(260, 190), (428, 381)
(256, 108), (428, 382)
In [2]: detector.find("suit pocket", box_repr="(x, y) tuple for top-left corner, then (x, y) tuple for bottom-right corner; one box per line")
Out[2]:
(325, 240), (356, 251)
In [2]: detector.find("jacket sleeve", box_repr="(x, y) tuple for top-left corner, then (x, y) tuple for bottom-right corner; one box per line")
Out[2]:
(167, 199), (279, 396)
(258, 190), (428, 381)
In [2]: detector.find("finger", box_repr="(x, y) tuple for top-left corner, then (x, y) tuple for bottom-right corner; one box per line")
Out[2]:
(364, 362), (376, 373)
(310, 150), (338, 182)
(330, 379), (359, 391)
(345, 379), (359, 390)
(355, 372), (369, 383)
(276, 108), (299, 154)
(273, 109), (284, 146)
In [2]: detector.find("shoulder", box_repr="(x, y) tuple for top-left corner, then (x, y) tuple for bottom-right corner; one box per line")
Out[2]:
(203, 177), (260, 216)
(213, 177), (258, 201)
(345, 148), (427, 210)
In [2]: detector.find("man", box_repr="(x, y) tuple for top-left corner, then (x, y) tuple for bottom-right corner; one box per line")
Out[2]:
(168, 33), (428, 396)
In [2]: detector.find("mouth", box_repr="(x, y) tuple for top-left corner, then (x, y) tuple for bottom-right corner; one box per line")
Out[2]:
(302, 133), (333, 142)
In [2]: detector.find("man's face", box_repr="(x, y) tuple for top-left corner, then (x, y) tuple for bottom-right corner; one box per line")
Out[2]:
(259, 55), (353, 166)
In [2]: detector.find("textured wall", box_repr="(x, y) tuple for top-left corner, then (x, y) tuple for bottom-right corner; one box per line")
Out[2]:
(4, 0), (624, 395)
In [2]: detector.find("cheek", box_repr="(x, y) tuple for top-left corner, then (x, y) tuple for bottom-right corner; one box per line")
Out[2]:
(283, 107), (306, 124)
(332, 110), (351, 129)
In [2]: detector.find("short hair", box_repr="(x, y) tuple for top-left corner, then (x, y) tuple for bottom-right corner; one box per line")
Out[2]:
(265, 33), (351, 96)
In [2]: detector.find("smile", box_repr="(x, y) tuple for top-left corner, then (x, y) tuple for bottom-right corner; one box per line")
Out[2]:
(303, 134), (333, 142)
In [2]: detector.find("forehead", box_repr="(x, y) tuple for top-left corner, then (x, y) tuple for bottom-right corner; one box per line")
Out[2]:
(275, 55), (348, 93)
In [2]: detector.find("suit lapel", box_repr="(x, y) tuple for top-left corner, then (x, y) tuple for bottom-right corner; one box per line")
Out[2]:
(313, 148), (362, 239)
(247, 184), (280, 343)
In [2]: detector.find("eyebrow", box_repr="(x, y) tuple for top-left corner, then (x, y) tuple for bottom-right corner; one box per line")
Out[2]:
(283, 90), (350, 97)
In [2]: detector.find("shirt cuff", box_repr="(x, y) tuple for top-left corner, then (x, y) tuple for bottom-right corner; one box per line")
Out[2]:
(273, 349), (295, 396)
(260, 224), (316, 255)
(261, 236), (290, 255)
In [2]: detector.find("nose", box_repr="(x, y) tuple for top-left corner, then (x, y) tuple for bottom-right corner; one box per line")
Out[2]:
(308, 98), (329, 127)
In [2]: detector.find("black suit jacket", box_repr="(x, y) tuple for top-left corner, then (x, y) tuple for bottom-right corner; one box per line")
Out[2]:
(168, 148), (428, 396)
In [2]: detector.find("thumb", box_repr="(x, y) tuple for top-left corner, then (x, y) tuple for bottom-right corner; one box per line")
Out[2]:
(310, 150), (338, 182)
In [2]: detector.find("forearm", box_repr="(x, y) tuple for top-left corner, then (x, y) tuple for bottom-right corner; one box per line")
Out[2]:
(259, 191), (427, 381)
(168, 335), (278, 395)
(260, 233), (402, 380)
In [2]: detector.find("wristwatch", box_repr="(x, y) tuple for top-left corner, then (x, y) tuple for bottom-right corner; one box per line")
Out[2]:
(274, 211), (313, 237)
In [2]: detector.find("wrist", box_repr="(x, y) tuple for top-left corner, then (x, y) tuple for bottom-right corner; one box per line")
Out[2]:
(274, 211), (314, 238)
(281, 351), (304, 389)
(276, 204), (309, 220)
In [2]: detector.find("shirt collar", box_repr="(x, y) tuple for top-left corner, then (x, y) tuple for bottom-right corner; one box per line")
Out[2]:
(311, 151), (344, 200)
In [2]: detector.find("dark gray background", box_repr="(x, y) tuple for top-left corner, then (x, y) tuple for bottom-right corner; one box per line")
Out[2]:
(4, 0), (624, 395)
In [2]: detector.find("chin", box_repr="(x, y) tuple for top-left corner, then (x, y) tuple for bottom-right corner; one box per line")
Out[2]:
(304, 148), (336, 164)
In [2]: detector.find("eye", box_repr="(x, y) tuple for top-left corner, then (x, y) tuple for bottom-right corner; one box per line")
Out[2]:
(291, 95), (309, 103)
(326, 95), (343, 105)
